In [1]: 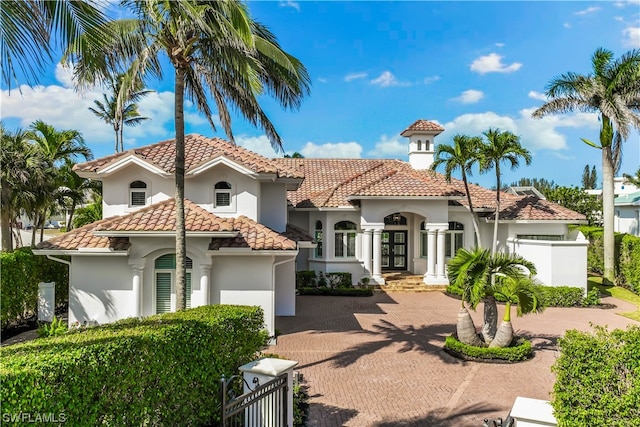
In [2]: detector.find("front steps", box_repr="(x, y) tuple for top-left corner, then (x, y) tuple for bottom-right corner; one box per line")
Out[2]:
(371, 273), (448, 293)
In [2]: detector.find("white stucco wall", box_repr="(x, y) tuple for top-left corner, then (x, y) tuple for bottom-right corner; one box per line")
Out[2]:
(101, 164), (173, 218)
(211, 256), (276, 335)
(69, 256), (133, 325)
(260, 183), (288, 232)
(274, 258), (296, 316)
(360, 199), (449, 225)
(616, 206), (640, 236)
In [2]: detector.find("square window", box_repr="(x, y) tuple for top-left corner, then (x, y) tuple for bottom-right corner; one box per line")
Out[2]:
(131, 191), (146, 206)
(215, 191), (231, 207)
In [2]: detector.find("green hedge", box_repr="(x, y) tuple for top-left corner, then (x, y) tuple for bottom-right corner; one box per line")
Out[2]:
(552, 326), (640, 426)
(1, 247), (69, 328)
(446, 283), (596, 307)
(619, 234), (640, 294)
(444, 335), (532, 362)
(295, 271), (353, 289)
(0, 305), (267, 426)
(298, 287), (373, 297)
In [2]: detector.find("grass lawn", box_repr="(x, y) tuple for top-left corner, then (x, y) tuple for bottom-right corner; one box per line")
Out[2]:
(589, 276), (640, 322)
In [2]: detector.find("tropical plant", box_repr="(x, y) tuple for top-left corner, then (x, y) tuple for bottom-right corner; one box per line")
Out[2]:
(509, 177), (557, 195)
(57, 159), (101, 231)
(532, 48), (640, 285)
(1, 0), (109, 88)
(545, 186), (602, 226)
(623, 167), (640, 188)
(88, 74), (152, 153)
(70, 1), (310, 309)
(581, 164), (598, 189)
(431, 134), (484, 248)
(73, 195), (103, 229)
(479, 128), (532, 255)
(491, 275), (542, 348)
(447, 247), (537, 347)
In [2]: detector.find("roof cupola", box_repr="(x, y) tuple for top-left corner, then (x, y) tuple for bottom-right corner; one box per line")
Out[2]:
(401, 119), (444, 170)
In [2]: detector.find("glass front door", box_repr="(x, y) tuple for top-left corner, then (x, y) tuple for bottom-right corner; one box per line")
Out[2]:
(381, 230), (407, 270)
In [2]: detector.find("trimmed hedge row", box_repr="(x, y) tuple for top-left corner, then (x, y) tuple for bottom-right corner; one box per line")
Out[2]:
(572, 225), (640, 293)
(446, 284), (598, 307)
(298, 287), (373, 297)
(444, 335), (532, 362)
(552, 326), (640, 426)
(0, 305), (267, 427)
(295, 270), (353, 289)
(1, 247), (69, 328)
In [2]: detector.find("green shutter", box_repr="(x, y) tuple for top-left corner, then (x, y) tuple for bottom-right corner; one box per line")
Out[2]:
(155, 254), (176, 269)
(156, 272), (172, 314)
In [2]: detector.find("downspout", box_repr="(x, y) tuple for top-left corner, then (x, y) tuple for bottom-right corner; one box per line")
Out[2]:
(46, 254), (71, 266)
(271, 254), (297, 341)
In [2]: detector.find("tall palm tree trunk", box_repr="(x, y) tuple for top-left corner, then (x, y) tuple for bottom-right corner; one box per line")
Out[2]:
(602, 145), (615, 284)
(174, 66), (187, 311)
(462, 171), (482, 248)
(492, 165), (501, 256)
(1, 186), (13, 250)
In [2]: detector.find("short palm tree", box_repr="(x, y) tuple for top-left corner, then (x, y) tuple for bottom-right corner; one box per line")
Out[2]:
(57, 159), (101, 231)
(532, 48), (640, 284)
(491, 275), (543, 348)
(431, 134), (484, 248)
(448, 248), (537, 347)
(70, 0), (310, 310)
(480, 129), (532, 256)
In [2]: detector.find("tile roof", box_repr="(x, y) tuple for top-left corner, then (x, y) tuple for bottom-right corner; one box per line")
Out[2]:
(36, 199), (301, 252)
(74, 134), (302, 179)
(274, 159), (464, 207)
(487, 196), (588, 221)
(400, 119), (445, 135)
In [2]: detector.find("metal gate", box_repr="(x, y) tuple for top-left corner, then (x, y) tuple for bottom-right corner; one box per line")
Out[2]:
(221, 373), (288, 427)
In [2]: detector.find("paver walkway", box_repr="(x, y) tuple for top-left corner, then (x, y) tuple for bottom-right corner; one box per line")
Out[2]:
(269, 291), (637, 427)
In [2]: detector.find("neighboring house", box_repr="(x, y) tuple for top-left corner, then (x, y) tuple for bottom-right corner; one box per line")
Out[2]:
(615, 191), (640, 236)
(34, 120), (588, 334)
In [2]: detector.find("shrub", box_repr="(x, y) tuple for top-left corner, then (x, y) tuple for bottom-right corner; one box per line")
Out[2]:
(0, 305), (267, 427)
(295, 270), (317, 289)
(295, 271), (353, 289)
(298, 287), (373, 297)
(619, 234), (640, 294)
(325, 272), (352, 288)
(37, 316), (68, 338)
(552, 326), (640, 426)
(444, 335), (532, 362)
(0, 247), (69, 328)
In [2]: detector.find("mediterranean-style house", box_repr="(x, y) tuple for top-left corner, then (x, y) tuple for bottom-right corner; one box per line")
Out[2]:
(35, 120), (588, 335)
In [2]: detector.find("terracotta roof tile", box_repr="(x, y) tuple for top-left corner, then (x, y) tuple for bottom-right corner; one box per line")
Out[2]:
(35, 219), (131, 251)
(208, 217), (298, 250)
(487, 196), (587, 221)
(74, 134), (302, 179)
(400, 119), (445, 135)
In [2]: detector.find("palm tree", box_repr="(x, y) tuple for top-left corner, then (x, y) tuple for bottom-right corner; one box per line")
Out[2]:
(73, 195), (103, 229)
(447, 248), (537, 347)
(623, 167), (640, 188)
(532, 48), (640, 285)
(431, 134), (484, 248)
(480, 129), (532, 256)
(1, 0), (109, 88)
(57, 159), (101, 231)
(491, 275), (542, 348)
(71, 0), (310, 310)
(89, 74), (152, 153)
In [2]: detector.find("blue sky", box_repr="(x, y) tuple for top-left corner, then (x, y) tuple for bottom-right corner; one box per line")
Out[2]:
(2, 0), (639, 188)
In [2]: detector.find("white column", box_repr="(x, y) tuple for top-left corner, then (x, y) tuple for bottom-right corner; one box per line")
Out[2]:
(200, 264), (211, 306)
(131, 265), (144, 317)
(426, 229), (437, 278)
(437, 227), (447, 279)
(362, 229), (372, 277)
(372, 229), (382, 281)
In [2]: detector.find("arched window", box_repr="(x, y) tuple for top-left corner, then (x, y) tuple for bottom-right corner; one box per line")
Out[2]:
(130, 180), (147, 207)
(334, 221), (357, 258)
(446, 221), (464, 257)
(424, 139), (430, 151)
(214, 181), (232, 208)
(384, 213), (407, 225)
(417, 140), (422, 151)
(314, 220), (323, 258)
(155, 254), (193, 314)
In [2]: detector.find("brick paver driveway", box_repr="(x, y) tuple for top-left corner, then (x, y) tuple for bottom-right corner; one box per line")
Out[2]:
(269, 291), (637, 427)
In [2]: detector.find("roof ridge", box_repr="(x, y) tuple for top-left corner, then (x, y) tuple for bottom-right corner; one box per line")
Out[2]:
(319, 161), (386, 206)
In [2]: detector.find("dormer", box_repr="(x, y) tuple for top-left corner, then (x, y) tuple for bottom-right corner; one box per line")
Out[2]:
(401, 119), (445, 170)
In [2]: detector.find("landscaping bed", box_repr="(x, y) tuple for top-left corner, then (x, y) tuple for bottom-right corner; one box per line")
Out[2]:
(443, 335), (533, 363)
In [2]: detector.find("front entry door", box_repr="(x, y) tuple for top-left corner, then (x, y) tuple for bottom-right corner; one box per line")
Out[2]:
(381, 231), (407, 270)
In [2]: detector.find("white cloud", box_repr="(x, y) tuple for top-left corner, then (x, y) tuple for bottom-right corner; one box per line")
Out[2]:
(564, 22), (572, 29)
(317, 77), (328, 84)
(622, 27), (640, 48)
(367, 135), (407, 158)
(0, 63), (191, 153)
(453, 89), (484, 104)
(614, 16), (625, 22)
(495, 42), (505, 48)
(370, 71), (410, 87)
(423, 75), (440, 84)
(300, 141), (362, 158)
(614, 0), (640, 7)
(528, 91), (547, 101)
(344, 72), (368, 82)
(441, 109), (599, 153)
(278, 1), (300, 11)
(574, 6), (600, 15)
(470, 53), (522, 74)
(236, 135), (280, 157)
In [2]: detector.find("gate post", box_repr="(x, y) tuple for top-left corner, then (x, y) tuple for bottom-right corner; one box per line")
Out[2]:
(239, 357), (298, 427)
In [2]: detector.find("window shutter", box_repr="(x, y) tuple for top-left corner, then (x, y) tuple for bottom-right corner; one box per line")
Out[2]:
(186, 272), (192, 309)
(156, 272), (172, 314)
